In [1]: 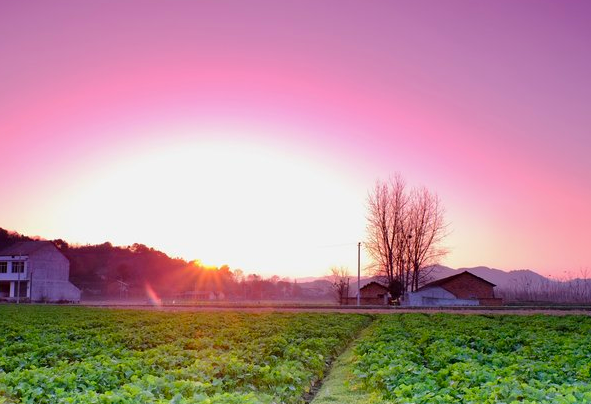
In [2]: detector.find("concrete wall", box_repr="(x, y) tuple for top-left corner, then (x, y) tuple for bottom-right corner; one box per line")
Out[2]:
(28, 244), (70, 281)
(344, 296), (389, 305)
(31, 280), (81, 302)
(401, 286), (479, 307)
(29, 244), (80, 302)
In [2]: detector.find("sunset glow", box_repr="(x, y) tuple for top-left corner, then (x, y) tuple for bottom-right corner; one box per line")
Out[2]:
(1, 1), (590, 278)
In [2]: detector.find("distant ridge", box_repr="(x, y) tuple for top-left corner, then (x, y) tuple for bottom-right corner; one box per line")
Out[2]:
(2, 226), (581, 300)
(428, 265), (551, 289)
(299, 265), (557, 296)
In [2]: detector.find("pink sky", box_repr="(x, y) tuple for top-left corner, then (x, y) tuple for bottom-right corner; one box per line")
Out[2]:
(1, 1), (590, 278)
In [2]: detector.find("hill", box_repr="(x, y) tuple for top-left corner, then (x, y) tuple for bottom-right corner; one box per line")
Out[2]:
(0, 227), (234, 299)
(0, 227), (318, 301)
(3, 227), (586, 303)
(429, 265), (550, 289)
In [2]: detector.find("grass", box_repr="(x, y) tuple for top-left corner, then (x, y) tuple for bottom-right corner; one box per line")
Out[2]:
(311, 325), (380, 404)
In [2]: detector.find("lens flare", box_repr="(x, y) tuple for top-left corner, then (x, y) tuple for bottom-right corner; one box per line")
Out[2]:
(145, 283), (162, 306)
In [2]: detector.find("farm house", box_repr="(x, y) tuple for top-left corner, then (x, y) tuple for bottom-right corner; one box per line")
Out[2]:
(401, 271), (502, 307)
(346, 281), (390, 305)
(0, 241), (81, 302)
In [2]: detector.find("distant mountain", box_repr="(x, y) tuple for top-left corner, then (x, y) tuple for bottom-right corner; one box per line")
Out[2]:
(428, 265), (551, 289)
(296, 275), (372, 283)
(297, 266), (591, 303)
(5, 226), (581, 302)
(296, 279), (332, 289)
(296, 266), (556, 297)
(295, 276), (331, 283)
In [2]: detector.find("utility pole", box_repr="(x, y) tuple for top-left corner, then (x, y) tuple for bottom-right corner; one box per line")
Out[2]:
(346, 277), (350, 306)
(357, 242), (361, 306)
(16, 253), (21, 304)
(29, 268), (34, 303)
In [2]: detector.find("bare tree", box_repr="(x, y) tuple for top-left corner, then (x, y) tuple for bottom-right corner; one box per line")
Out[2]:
(406, 187), (448, 291)
(366, 175), (448, 298)
(365, 175), (408, 298)
(329, 266), (350, 305)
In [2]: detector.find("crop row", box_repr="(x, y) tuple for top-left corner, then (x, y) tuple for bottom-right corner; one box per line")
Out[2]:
(0, 306), (371, 404)
(352, 314), (591, 404)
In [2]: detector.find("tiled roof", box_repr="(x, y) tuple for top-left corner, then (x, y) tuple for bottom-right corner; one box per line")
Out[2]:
(0, 241), (55, 256)
(419, 271), (496, 290)
(360, 281), (388, 290)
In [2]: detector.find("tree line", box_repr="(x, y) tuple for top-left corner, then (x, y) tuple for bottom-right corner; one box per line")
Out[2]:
(0, 228), (317, 301)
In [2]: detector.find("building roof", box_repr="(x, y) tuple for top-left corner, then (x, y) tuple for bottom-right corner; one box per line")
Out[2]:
(360, 281), (389, 291)
(0, 241), (56, 256)
(418, 271), (496, 290)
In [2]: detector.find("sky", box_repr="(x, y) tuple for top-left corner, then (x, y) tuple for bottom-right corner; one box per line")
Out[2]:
(1, 0), (590, 278)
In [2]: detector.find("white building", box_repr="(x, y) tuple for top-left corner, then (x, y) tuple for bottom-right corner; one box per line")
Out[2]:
(401, 285), (481, 307)
(400, 271), (502, 307)
(0, 241), (81, 302)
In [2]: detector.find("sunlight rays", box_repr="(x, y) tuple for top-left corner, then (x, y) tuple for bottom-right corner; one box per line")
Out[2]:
(46, 135), (366, 277)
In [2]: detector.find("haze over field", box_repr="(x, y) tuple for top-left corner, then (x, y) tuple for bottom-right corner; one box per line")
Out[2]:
(1, 1), (590, 278)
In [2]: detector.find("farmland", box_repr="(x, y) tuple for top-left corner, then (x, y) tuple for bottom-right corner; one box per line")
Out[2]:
(2, 308), (591, 404)
(0, 306), (370, 404)
(350, 314), (591, 404)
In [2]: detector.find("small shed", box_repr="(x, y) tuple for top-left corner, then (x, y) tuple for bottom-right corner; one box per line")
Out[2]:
(401, 271), (502, 307)
(346, 281), (390, 305)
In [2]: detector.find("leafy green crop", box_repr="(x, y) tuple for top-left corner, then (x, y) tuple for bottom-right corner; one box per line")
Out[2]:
(0, 306), (371, 404)
(352, 314), (591, 404)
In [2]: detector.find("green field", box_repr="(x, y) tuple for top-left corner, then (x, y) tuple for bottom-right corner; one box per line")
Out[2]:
(350, 314), (591, 404)
(1, 308), (591, 404)
(0, 306), (370, 404)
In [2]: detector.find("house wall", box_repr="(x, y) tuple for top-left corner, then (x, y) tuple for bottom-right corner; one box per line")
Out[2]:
(344, 296), (389, 305)
(0, 258), (30, 299)
(441, 273), (495, 299)
(478, 297), (504, 306)
(29, 245), (81, 302)
(32, 280), (81, 302)
(0, 243), (80, 302)
(401, 286), (479, 307)
(28, 244), (70, 282)
(0, 280), (28, 299)
(360, 283), (388, 298)
(0, 260), (29, 281)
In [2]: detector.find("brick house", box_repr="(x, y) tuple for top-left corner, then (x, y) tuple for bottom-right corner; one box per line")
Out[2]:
(346, 281), (390, 305)
(0, 241), (81, 302)
(401, 271), (502, 307)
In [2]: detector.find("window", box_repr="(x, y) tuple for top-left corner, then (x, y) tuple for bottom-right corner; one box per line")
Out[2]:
(11, 261), (24, 273)
(0, 262), (7, 273)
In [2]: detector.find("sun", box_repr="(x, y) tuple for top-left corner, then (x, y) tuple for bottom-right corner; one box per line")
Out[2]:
(191, 260), (218, 271)
(43, 130), (367, 277)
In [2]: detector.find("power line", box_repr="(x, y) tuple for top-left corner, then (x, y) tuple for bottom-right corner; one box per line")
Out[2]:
(314, 242), (360, 249)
